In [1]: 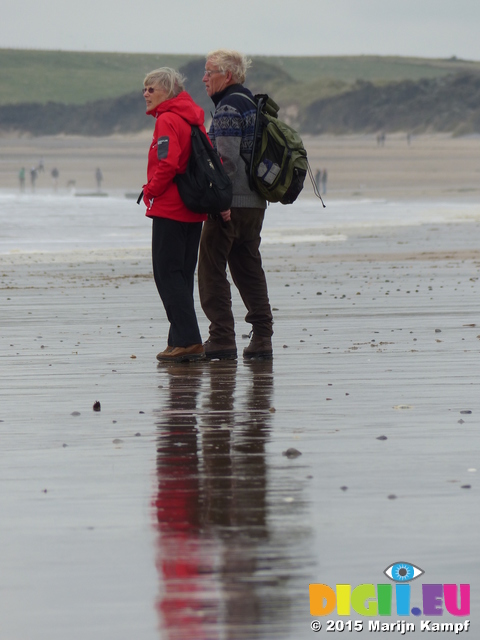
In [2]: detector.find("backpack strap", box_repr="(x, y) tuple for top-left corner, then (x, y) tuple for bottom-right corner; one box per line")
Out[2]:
(247, 96), (266, 191)
(221, 92), (265, 190)
(222, 91), (257, 107)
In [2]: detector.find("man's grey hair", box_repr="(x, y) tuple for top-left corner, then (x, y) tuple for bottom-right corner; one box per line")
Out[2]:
(206, 49), (252, 84)
(143, 67), (186, 98)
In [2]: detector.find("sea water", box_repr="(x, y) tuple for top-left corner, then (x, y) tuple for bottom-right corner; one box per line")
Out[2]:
(1, 190), (480, 254)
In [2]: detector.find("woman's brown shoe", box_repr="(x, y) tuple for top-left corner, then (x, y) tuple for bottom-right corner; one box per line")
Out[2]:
(156, 346), (175, 359)
(157, 344), (205, 363)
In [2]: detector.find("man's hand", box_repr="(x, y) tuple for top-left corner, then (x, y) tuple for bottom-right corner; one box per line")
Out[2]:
(220, 209), (231, 222)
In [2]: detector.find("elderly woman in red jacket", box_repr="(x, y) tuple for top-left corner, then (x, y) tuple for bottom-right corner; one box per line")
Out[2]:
(142, 67), (207, 362)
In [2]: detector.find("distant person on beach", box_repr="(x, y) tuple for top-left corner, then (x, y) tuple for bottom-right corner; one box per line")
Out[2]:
(315, 168), (321, 192)
(321, 168), (327, 195)
(95, 167), (103, 192)
(198, 49), (273, 361)
(141, 67), (207, 363)
(51, 167), (59, 192)
(30, 167), (37, 192)
(377, 132), (386, 147)
(19, 167), (25, 192)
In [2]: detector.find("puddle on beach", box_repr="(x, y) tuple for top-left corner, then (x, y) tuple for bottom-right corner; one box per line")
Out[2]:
(153, 359), (315, 639)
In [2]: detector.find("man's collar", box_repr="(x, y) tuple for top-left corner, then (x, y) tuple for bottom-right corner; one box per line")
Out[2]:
(211, 83), (244, 106)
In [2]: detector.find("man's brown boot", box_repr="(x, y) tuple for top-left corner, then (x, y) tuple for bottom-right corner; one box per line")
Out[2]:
(203, 339), (237, 360)
(243, 334), (273, 360)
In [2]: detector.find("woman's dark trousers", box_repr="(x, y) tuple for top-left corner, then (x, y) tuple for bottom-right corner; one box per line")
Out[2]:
(152, 217), (203, 348)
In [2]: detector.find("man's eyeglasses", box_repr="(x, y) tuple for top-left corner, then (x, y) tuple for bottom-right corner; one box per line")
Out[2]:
(203, 69), (224, 78)
(143, 87), (156, 94)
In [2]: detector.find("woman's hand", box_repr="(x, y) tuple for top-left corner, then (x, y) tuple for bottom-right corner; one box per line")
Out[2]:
(220, 209), (231, 222)
(143, 191), (154, 210)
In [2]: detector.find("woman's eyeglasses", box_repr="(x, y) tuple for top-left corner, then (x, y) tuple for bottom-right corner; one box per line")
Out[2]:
(143, 87), (156, 94)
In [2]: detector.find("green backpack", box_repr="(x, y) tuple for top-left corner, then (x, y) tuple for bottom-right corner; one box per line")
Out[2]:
(239, 93), (325, 206)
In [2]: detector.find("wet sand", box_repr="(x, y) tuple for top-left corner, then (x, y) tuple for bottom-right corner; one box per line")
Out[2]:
(1, 135), (480, 638)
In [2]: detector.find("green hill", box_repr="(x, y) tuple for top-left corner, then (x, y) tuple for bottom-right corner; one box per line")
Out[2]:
(2, 48), (479, 106)
(2, 49), (480, 136)
(0, 49), (199, 105)
(257, 54), (480, 84)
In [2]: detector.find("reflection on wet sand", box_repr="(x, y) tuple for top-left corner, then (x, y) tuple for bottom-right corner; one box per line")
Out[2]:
(153, 360), (313, 639)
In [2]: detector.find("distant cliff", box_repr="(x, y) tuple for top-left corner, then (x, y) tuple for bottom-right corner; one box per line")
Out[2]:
(1, 67), (480, 137)
(0, 92), (149, 136)
(300, 72), (480, 136)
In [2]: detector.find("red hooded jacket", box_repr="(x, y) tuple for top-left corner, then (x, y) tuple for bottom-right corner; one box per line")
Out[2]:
(143, 91), (208, 222)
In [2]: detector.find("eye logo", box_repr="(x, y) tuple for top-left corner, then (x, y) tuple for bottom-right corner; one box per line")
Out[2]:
(384, 562), (424, 582)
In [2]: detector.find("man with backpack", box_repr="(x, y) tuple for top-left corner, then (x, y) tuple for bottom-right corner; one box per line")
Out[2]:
(198, 49), (273, 361)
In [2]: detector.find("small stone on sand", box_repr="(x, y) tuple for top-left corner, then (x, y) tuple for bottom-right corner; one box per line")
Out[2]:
(283, 448), (302, 459)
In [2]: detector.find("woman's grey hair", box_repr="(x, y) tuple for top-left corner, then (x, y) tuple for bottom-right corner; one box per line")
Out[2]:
(206, 49), (252, 84)
(143, 67), (186, 98)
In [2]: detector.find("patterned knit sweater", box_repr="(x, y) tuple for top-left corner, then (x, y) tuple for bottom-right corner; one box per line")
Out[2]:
(209, 84), (266, 209)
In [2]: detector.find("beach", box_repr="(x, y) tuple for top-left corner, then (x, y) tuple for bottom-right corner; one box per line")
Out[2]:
(1, 134), (479, 639)
(2, 131), (480, 200)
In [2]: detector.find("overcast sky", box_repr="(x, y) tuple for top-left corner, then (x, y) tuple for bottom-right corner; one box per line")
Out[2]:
(3, 0), (480, 60)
